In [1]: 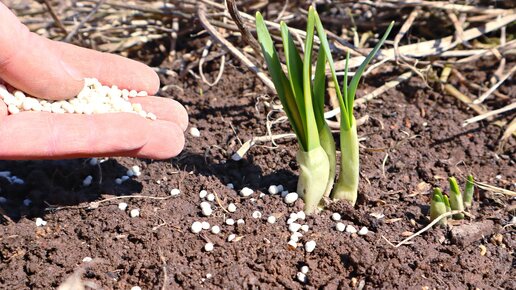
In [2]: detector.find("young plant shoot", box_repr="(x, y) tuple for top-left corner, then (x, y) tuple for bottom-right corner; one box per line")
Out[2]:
(255, 6), (393, 212)
(315, 15), (394, 205)
(430, 176), (475, 224)
(430, 188), (449, 225)
(448, 177), (465, 219)
(256, 8), (331, 213)
(463, 175), (475, 208)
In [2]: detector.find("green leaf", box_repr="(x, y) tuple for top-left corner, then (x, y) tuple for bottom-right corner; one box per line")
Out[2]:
(464, 174), (475, 208)
(280, 22), (305, 118)
(312, 32), (326, 129)
(255, 12), (307, 150)
(347, 21), (394, 120)
(313, 9), (351, 130)
(302, 7), (320, 151)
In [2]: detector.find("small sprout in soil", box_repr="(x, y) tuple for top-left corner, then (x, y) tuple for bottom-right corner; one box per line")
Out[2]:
(227, 234), (236, 242)
(358, 227), (369, 236)
(23, 199), (31, 206)
(118, 202), (128, 211)
(256, 7), (393, 212)
(301, 224), (309, 232)
(237, 219), (245, 225)
(284, 192), (299, 204)
(206, 193), (215, 201)
(211, 225), (221, 234)
(170, 188), (181, 196)
(304, 240), (316, 253)
(82, 175), (93, 187)
(267, 215), (277, 224)
(464, 175), (475, 208)
(35, 217), (47, 227)
(82, 257), (93, 263)
(201, 221), (211, 230)
(331, 212), (341, 221)
(191, 221), (203, 233)
(345, 225), (357, 234)
(448, 177), (465, 219)
(227, 203), (237, 213)
(335, 222), (346, 232)
(430, 175), (476, 224)
(430, 188), (449, 226)
(225, 218), (235, 226)
(296, 272), (308, 283)
(289, 222), (302, 233)
(129, 208), (140, 218)
(240, 187), (254, 197)
(204, 242), (214, 252)
(301, 266), (309, 274)
(189, 127), (201, 137)
(199, 190), (208, 199)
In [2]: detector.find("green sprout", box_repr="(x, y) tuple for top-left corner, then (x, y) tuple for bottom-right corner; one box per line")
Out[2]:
(255, 6), (393, 213)
(464, 175), (475, 208)
(430, 188), (448, 225)
(430, 175), (475, 224)
(448, 177), (465, 219)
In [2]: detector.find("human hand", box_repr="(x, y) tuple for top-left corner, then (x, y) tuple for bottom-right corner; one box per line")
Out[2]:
(0, 3), (188, 160)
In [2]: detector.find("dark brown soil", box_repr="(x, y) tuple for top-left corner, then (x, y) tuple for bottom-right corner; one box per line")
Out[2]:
(1, 21), (515, 290)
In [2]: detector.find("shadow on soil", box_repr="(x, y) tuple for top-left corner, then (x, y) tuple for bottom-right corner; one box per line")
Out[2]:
(0, 159), (139, 222)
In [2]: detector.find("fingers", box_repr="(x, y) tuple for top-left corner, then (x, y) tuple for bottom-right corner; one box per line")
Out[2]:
(0, 112), (184, 160)
(129, 96), (189, 131)
(0, 3), (83, 100)
(0, 3), (159, 101)
(51, 41), (160, 95)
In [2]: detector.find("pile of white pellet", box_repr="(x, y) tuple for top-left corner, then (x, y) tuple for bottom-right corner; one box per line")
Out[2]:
(0, 78), (156, 120)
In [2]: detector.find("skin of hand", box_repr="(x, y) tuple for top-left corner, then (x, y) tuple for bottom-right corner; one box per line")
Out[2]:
(0, 2), (188, 160)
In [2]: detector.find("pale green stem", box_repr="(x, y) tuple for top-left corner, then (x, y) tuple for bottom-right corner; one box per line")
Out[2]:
(464, 175), (474, 208)
(449, 177), (465, 219)
(318, 123), (336, 198)
(430, 188), (448, 226)
(331, 117), (359, 205)
(296, 146), (330, 214)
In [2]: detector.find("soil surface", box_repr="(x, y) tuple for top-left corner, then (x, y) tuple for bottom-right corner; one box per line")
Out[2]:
(1, 14), (515, 290)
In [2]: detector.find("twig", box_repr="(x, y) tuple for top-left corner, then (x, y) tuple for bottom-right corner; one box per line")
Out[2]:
(333, 14), (516, 71)
(42, 0), (68, 34)
(473, 66), (516, 104)
(197, 3), (275, 91)
(199, 39), (226, 87)
(463, 102), (516, 127)
(394, 7), (420, 62)
(64, 0), (105, 42)
(225, 0), (262, 60)
(158, 247), (169, 290)
(474, 181), (516, 196)
(395, 210), (470, 248)
(46, 195), (171, 211)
